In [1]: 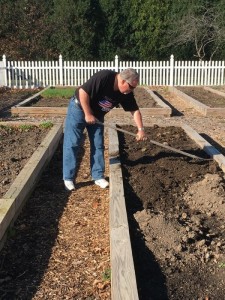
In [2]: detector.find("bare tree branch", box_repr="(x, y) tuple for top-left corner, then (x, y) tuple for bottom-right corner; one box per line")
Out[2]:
(166, 5), (225, 60)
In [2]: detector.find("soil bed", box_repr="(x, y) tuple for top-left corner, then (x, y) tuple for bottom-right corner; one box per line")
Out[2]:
(20, 87), (159, 108)
(0, 125), (50, 197)
(134, 87), (160, 108)
(211, 86), (225, 93)
(0, 87), (42, 117)
(29, 96), (70, 107)
(178, 87), (225, 108)
(119, 125), (225, 300)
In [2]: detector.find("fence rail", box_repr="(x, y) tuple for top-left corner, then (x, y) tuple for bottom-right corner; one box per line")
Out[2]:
(0, 54), (225, 88)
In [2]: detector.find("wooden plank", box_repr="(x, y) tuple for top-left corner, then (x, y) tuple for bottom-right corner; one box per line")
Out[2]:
(11, 106), (67, 117)
(15, 86), (51, 107)
(0, 123), (63, 247)
(0, 198), (16, 242)
(143, 86), (172, 111)
(108, 127), (139, 300)
(168, 86), (208, 115)
(108, 124), (120, 157)
(108, 107), (171, 117)
(182, 124), (225, 173)
(204, 86), (225, 98)
(205, 108), (225, 117)
(169, 86), (225, 117)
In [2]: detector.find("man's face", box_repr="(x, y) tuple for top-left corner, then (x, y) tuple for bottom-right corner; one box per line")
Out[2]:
(119, 78), (138, 94)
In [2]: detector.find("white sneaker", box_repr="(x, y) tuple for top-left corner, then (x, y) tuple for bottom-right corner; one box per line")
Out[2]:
(95, 178), (109, 189)
(64, 180), (75, 191)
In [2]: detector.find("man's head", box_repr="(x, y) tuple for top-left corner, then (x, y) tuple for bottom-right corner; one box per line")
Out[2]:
(118, 68), (139, 94)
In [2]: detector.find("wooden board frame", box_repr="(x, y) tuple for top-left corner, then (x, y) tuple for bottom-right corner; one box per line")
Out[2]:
(0, 122), (63, 250)
(169, 86), (225, 117)
(108, 123), (225, 299)
(11, 86), (171, 118)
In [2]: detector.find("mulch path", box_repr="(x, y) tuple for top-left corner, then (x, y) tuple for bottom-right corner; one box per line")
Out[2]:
(0, 133), (111, 299)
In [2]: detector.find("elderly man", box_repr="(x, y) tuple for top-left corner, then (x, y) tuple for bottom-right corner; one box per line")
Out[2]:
(63, 68), (146, 191)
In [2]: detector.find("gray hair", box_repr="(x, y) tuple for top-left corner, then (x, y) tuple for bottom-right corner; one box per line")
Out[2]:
(120, 68), (139, 84)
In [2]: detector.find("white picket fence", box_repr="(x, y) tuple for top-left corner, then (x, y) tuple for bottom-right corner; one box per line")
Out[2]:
(0, 54), (225, 88)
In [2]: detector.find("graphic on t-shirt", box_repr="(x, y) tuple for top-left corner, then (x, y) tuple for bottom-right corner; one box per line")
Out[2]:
(98, 97), (114, 112)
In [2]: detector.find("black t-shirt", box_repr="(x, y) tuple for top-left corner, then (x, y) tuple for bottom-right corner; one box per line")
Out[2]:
(75, 70), (139, 119)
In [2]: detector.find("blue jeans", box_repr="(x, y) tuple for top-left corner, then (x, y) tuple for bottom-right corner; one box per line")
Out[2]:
(63, 97), (105, 181)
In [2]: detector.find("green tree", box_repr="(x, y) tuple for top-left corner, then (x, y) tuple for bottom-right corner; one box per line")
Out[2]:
(98, 0), (132, 60)
(165, 0), (225, 60)
(50, 0), (105, 60)
(128, 0), (172, 60)
(0, 0), (54, 59)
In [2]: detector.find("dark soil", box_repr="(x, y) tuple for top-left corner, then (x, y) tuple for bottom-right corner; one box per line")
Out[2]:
(119, 125), (225, 300)
(134, 87), (160, 108)
(211, 86), (225, 93)
(0, 125), (50, 197)
(178, 87), (225, 108)
(0, 87), (42, 117)
(29, 96), (70, 107)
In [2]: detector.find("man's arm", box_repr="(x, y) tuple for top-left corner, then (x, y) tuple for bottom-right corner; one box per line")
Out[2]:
(79, 88), (96, 124)
(130, 110), (147, 141)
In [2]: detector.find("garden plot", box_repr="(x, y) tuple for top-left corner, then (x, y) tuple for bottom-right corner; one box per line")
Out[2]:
(0, 122), (63, 250)
(0, 87), (42, 118)
(204, 86), (225, 98)
(109, 124), (225, 300)
(10, 86), (74, 117)
(209, 85), (225, 94)
(169, 86), (225, 117)
(10, 86), (171, 118)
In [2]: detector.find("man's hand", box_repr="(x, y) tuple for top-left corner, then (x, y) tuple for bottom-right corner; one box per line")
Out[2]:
(85, 113), (96, 124)
(136, 129), (147, 141)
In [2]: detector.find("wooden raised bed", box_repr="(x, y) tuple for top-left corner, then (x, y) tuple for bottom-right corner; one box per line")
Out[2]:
(204, 86), (225, 98)
(168, 86), (225, 117)
(11, 86), (171, 118)
(11, 86), (68, 117)
(108, 123), (225, 299)
(0, 122), (63, 250)
(108, 127), (139, 300)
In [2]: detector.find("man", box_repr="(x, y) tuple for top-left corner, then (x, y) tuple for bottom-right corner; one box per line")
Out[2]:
(63, 68), (146, 191)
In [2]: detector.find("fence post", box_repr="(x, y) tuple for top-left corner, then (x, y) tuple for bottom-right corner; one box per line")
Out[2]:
(0, 54), (7, 86)
(115, 55), (119, 72)
(59, 54), (63, 86)
(170, 54), (174, 86)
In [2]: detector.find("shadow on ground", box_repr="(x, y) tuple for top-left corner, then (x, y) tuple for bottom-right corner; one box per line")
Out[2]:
(124, 182), (169, 300)
(119, 130), (169, 299)
(0, 138), (85, 299)
(153, 91), (183, 117)
(200, 133), (225, 156)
